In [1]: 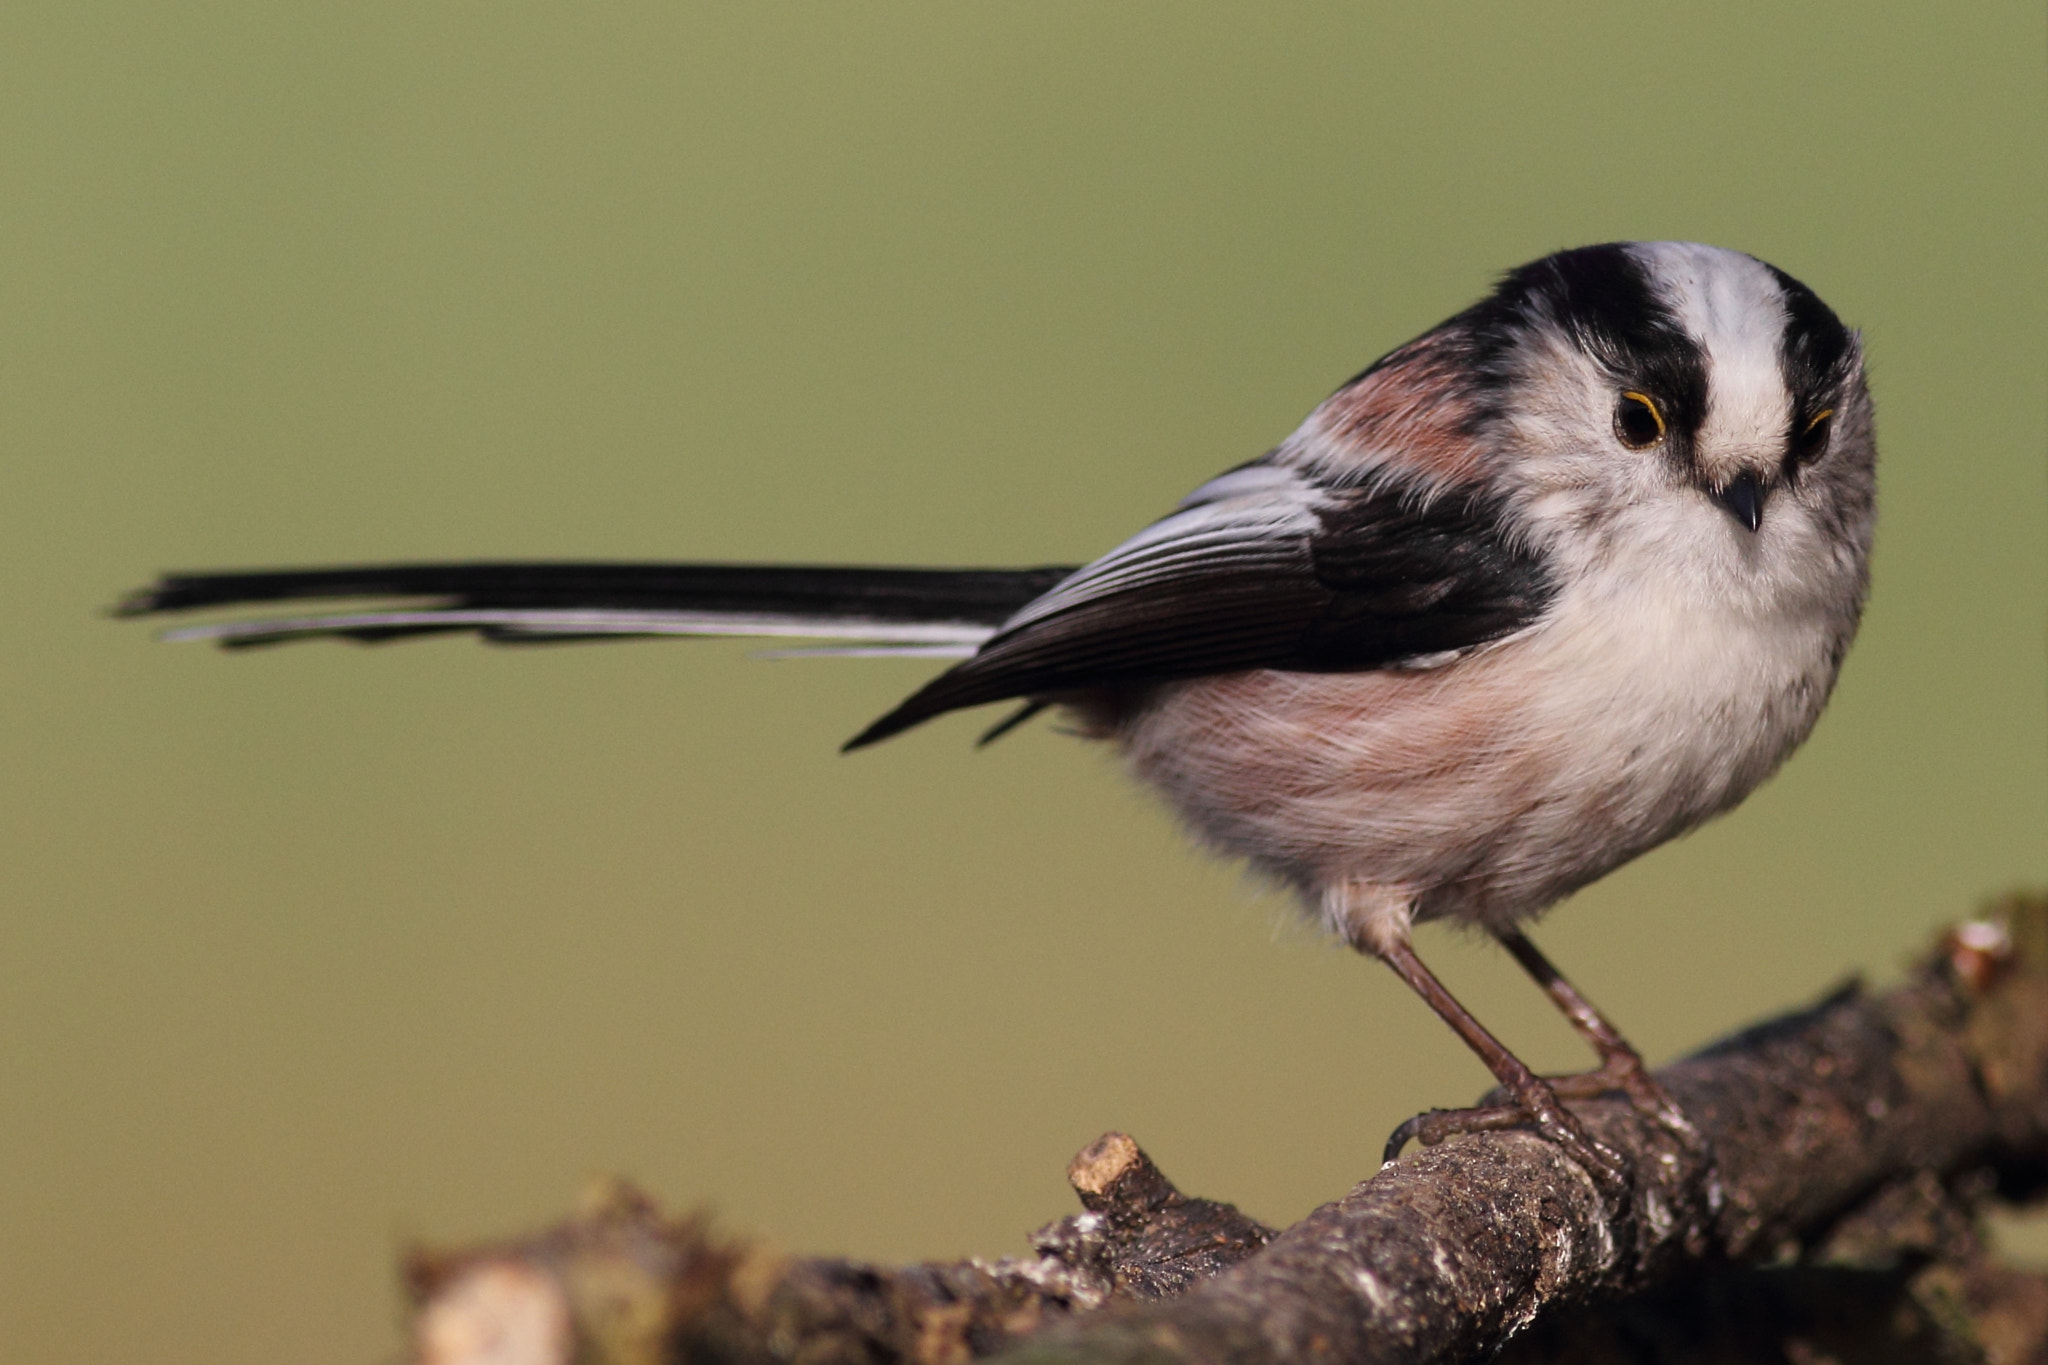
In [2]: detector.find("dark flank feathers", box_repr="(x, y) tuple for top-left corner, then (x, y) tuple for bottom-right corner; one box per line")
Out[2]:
(119, 562), (1078, 641)
(845, 483), (1555, 749)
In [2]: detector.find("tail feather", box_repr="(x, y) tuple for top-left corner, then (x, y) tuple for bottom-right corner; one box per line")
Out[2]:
(118, 560), (1084, 744)
(156, 607), (1003, 651)
(119, 561), (1076, 647)
(120, 561), (1075, 623)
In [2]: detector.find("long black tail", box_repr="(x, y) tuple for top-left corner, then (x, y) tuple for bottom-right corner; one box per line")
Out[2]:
(119, 560), (1083, 746)
(118, 561), (1077, 648)
(114, 556), (1081, 749)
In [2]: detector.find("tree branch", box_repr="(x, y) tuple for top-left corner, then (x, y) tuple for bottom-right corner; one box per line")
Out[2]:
(407, 893), (2048, 1365)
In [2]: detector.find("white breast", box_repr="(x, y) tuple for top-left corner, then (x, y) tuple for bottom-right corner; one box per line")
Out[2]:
(1112, 541), (1848, 931)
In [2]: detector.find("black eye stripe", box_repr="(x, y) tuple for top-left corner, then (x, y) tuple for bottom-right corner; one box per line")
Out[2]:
(1767, 264), (1854, 425)
(1443, 244), (1710, 457)
(1350, 246), (1843, 482)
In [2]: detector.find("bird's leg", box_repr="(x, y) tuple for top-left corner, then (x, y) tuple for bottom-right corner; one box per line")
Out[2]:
(1357, 928), (1625, 1183)
(1493, 928), (1692, 1136)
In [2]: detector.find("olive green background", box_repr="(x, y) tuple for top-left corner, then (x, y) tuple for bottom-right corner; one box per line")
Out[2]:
(2, 4), (2043, 1361)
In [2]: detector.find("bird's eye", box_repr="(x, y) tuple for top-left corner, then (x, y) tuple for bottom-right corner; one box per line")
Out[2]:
(1614, 392), (1665, 449)
(1790, 408), (1834, 465)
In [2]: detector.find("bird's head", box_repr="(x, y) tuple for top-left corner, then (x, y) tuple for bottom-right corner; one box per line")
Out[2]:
(1297, 241), (1877, 615)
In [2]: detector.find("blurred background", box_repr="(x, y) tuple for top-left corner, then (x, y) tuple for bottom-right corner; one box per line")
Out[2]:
(2, 4), (2043, 1361)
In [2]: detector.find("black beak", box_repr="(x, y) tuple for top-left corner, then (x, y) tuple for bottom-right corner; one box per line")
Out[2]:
(1714, 471), (1766, 533)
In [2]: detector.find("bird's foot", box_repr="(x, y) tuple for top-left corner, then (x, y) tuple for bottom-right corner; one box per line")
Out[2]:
(1384, 1090), (1629, 1190)
(1541, 1057), (1700, 1148)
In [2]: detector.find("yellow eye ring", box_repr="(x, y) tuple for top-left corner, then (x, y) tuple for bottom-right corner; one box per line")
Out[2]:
(1790, 406), (1836, 465)
(1614, 391), (1666, 449)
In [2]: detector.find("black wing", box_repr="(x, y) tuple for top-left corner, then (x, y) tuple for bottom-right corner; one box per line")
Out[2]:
(117, 477), (1553, 751)
(846, 466), (1555, 748)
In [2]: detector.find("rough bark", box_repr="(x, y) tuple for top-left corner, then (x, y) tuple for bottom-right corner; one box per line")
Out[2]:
(407, 892), (2048, 1365)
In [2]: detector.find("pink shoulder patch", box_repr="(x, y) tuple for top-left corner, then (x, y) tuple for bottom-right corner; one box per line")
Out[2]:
(1311, 338), (1486, 485)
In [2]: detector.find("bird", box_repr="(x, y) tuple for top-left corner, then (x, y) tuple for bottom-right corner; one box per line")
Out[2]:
(119, 241), (1875, 1180)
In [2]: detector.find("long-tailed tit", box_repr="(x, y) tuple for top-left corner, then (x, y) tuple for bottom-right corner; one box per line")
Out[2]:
(121, 242), (1875, 1178)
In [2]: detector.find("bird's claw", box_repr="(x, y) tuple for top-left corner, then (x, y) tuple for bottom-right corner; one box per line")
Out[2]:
(1383, 1098), (1630, 1191)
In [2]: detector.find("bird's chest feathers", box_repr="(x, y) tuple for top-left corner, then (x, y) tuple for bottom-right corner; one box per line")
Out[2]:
(1524, 561), (1841, 827)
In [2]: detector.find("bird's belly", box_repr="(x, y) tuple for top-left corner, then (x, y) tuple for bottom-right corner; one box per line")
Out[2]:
(1111, 601), (1842, 929)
